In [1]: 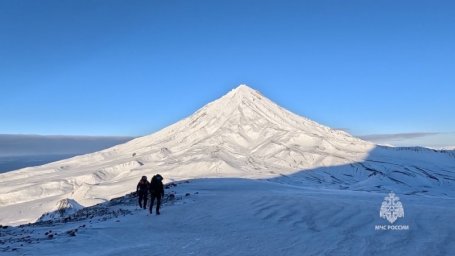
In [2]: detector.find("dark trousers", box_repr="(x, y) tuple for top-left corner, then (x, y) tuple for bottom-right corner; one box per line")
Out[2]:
(138, 191), (148, 209)
(150, 193), (162, 213)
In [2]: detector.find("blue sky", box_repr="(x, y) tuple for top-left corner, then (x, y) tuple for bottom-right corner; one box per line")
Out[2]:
(1, 1), (454, 147)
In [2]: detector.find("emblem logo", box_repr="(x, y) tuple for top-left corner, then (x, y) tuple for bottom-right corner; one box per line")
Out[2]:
(379, 192), (404, 224)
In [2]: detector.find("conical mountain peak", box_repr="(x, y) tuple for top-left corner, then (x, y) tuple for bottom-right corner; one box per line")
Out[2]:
(226, 84), (262, 100)
(232, 84), (258, 94)
(196, 84), (265, 119)
(172, 84), (371, 151)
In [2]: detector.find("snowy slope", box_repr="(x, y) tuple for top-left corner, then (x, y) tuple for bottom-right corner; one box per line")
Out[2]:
(1, 85), (454, 226)
(1, 179), (454, 256)
(273, 146), (455, 197)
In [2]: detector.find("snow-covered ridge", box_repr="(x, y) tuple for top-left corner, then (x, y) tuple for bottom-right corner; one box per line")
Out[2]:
(428, 145), (455, 151)
(0, 85), (454, 226)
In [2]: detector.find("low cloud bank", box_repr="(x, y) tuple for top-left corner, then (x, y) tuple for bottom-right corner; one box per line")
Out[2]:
(0, 134), (134, 156)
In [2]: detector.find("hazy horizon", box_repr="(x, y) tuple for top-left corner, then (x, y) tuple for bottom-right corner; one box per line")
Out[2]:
(0, 134), (134, 157)
(0, 134), (134, 173)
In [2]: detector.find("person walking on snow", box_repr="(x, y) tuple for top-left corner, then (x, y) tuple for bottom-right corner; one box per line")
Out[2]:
(136, 176), (149, 209)
(149, 174), (164, 215)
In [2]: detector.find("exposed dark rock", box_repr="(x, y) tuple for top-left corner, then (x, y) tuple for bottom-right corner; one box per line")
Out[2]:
(168, 194), (176, 200)
(66, 229), (77, 237)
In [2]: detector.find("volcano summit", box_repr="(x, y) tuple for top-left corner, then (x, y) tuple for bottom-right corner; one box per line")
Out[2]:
(0, 85), (453, 226)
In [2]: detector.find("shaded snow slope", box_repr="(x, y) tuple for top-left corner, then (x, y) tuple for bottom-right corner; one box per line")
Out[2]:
(1, 85), (454, 226)
(1, 179), (454, 256)
(274, 146), (455, 197)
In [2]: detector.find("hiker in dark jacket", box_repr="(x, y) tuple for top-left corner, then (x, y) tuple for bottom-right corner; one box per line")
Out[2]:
(149, 174), (164, 215)
(136, 176), (149, 209)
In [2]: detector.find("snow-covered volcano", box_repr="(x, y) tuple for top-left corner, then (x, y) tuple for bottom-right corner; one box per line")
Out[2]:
(1, 85), (454, 226)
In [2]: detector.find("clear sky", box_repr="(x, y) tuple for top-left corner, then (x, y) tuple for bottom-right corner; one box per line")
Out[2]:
(1, 1), (454, 147)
